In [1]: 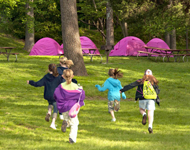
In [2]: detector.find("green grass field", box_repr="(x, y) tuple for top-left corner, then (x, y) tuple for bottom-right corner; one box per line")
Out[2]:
(0, 34), (190, 150)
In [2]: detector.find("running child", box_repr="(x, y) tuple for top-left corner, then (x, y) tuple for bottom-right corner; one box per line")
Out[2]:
(57, 56), (77, 120)
(27, 64), (64, 130)
(54, 69), (85, 144)
(120, 69), (160, 133)
(95, 68), (126, 122)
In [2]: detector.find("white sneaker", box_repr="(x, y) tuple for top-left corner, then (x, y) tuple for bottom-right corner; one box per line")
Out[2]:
(111, 118), (116, 122)
(50, 124), (57, 130)
(60, 115), (64, 120)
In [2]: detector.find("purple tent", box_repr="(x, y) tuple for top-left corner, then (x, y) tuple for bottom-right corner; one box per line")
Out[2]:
(29, 37), (63, 56)
(60, 36), (100, 54)
(109, 36), (147, 56)
(146, 38), (171, 53)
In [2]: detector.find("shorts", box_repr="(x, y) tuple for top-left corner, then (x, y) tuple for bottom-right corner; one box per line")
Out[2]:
(108, 100), (120, 112)
(139, 100), (155, 110)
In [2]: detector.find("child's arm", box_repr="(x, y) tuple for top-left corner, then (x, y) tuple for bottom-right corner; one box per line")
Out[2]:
(120, 80), (140, 92)
(118, 81), (127, 99)
(95, 80), (109, 92)
(28, 76), (45, 87)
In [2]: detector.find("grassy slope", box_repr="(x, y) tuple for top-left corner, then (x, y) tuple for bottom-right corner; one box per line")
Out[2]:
(0, 34), (190, 150)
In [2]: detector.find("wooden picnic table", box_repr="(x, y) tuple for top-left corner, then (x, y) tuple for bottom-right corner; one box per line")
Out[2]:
(82, 48), (102, 63)
(140, 46), (190, 62)
(0, 47), (19, 61)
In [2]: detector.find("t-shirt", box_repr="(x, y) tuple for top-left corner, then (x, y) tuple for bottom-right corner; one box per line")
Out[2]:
(61, 82), (79, 90)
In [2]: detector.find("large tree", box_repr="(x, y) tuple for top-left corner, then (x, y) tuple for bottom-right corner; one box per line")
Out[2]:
(23, 0), (34, 52)
(60, 0), (87, 76)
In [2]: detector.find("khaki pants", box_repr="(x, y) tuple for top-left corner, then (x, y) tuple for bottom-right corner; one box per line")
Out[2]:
(108, 100), (120, 112)
(62, 111), (79, 143)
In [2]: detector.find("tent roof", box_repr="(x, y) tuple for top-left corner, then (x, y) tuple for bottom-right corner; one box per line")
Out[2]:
(60, 36), (100, 54)
(109, 36), (147, 56)
(29, 37), (62, 56)
(147, 38), (170, 50)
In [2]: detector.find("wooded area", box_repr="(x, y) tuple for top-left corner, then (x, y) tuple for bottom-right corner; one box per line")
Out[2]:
(0, 0), (190, 74)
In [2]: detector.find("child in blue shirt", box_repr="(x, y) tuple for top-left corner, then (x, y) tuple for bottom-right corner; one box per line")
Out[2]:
(95, 68), (126, 122)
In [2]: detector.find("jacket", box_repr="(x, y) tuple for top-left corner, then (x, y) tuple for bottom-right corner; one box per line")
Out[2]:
(95, 77), (126, 101)
(54, 84), (85, 113)
(29, 73), (64, 103)
(120, 80), (160, 105)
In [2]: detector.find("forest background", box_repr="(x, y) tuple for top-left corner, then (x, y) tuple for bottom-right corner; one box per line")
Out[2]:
(0, 0), (190, 51)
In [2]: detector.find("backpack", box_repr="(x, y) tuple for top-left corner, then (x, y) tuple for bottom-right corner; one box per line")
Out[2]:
(69, 88), (83, 118)
(143, 81), (157, 99)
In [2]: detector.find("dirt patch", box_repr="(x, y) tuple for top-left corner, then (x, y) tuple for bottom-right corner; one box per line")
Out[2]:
(85, 96), (134, 101)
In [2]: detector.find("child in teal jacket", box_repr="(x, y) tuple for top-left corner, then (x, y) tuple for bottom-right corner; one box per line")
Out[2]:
(95, 68), (126, 122)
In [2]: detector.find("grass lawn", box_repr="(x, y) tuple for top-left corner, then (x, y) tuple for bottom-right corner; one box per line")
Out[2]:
(0, 34), (190, 150)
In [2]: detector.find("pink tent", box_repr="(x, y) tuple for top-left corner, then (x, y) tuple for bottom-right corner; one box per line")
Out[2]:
(60, 36), (100, 54)
(29, 37), (63, 56)
(146, 38), (170, 53)
(109, 36), (147, 56)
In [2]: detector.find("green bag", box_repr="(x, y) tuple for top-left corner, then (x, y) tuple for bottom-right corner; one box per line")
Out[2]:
(143, 81), (157, 99)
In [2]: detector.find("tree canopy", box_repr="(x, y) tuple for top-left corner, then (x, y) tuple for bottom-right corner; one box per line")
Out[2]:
(0, 0), (189, 45)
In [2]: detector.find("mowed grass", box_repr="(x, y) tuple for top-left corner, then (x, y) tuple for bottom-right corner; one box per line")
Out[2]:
(0, 36), (190, 149)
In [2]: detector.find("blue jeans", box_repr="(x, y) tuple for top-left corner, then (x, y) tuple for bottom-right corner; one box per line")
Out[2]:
(49, 101), (58, 114)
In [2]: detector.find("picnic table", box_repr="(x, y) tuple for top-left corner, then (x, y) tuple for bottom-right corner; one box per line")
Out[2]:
(0, 47), (19, 61)
(137, 46), (190, 62)
(82, 48), (102, 63)
(57, 48), (102, 63)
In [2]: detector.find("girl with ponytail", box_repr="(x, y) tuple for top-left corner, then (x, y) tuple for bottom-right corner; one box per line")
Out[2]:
(27, 64), (64, 130)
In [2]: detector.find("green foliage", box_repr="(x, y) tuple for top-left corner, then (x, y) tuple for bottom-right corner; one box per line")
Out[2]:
(0, 0), (190, 48)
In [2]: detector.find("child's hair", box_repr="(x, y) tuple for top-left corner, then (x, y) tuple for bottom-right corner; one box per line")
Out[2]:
(139, 69), (159, 85)
(140, 75), (159, 85)
(63, 69), (73, 84)
(49, 64), (59, 77)
(108, 68), (123, 79)
(59, 57), (74, 68)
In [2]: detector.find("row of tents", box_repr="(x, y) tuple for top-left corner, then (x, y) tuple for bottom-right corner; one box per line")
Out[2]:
(29, 36), (170, 56)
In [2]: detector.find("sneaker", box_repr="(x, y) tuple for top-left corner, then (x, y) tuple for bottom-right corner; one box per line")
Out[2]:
(111, 118), (116, 122)
(148, 127), (153, 134)
(61, 120), (67, 132)
(45, 113), (51, 122)
(142, 114), (147, 125)
(60, 115), (64, 120)
(69, 138), (74, 144)
(50, 124), (57, 130)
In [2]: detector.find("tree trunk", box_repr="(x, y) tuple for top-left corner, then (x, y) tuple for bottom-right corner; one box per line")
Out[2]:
(122, 22), (128, 37)
(106, 1), (114, 63)
(88, 20), (90, 29)
(60, 0), (87, 76)
(170, 28), (176, 49)
(186, 28), (188, 49)
(23, 0), (34, 52)
(165, 30), (170, 48)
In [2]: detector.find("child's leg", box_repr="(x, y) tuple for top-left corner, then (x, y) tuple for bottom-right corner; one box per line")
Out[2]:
(50, 102), (58, 129)
(110, 111), (115, 119)
(114, 100), (120, 112)
(139, 107), (147, 125)
(148, 110), (154, 128)
(108, 101), (116, 121)
(139, 107), (146, 115)
(61, 111), (70, 132)
(45, 103), (53, 122)
(147, 100), (155, 133)
(48, 104), (53, 115)
(69, 115), (79, 143)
